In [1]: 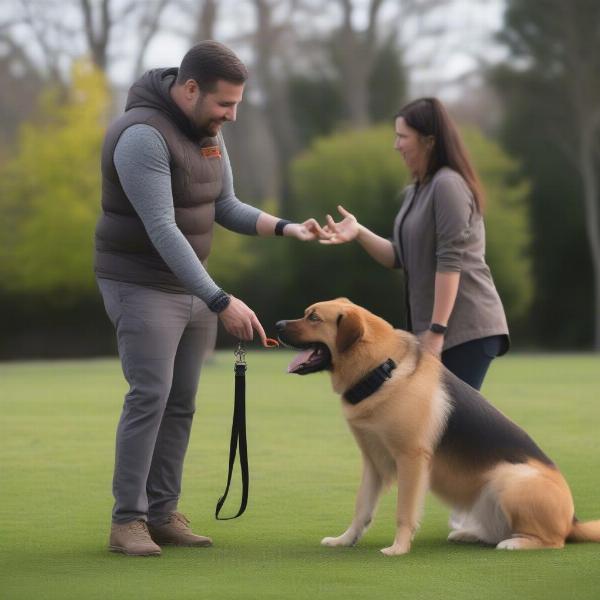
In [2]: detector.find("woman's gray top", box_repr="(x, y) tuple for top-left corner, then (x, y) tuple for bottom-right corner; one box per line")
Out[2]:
(391, 167), (509, 351)
(112, 124), (263, 303)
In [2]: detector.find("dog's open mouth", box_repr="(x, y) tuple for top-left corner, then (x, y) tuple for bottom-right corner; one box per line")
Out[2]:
(286, 343), (332, 375)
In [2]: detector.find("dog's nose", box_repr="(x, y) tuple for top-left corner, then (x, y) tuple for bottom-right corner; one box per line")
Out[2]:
(276, 320), (287, 333)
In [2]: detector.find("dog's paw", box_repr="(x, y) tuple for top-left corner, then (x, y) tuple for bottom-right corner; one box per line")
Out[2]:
(380, 543), (410, 556)
(447, 529), (481, 544)
(496, 538), (522, 550)
(321, 535), (353, 547)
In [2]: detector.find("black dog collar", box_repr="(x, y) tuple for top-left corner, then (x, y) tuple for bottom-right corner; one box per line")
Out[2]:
(343, 358), (397, 405)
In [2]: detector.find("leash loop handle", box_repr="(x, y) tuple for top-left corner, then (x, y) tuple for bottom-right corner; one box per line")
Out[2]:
(215, 341), (249, 520)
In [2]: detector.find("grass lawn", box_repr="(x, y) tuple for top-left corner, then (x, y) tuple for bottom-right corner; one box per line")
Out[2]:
(1, 351), (599, 599)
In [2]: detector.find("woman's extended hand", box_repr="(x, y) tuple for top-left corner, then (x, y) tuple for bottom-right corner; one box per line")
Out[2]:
(319, 205), (360, 245)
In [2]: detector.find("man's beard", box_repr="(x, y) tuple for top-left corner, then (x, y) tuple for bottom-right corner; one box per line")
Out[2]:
(190, 99), (225, 138)
(190, 118), (223, 138)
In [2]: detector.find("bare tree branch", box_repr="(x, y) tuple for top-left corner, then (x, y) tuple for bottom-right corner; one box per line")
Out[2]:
(18, 0), (66, 84)
(0, 31), (43, 79)
(0, 20), (25, 33)
(249, 0), (302, 212)
(132, 0), (171, 77)
(80, 0), (115, 70)
(332, 0), (387, 126)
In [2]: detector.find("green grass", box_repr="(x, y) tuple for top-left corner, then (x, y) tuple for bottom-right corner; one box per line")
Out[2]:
(1, 352), (599, 599)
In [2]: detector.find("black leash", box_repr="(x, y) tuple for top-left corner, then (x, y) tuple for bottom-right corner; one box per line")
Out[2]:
(215, 342), (249, 520)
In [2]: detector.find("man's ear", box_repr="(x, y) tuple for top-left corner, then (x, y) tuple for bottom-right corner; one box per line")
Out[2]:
(336, 309), (364, 353)
(183, 78), (200, 100)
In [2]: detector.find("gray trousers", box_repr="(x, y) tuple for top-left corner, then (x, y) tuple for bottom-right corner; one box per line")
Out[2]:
(97, 278), (217, 525)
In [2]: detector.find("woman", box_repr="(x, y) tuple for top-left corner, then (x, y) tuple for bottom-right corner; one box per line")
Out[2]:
(321, 97), (508, 391)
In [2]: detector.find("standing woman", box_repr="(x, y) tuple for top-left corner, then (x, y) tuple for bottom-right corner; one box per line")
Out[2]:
(322, 97), (509, 390)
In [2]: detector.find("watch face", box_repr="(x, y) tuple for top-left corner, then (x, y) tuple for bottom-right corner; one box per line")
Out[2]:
(430, 323), (447, 334)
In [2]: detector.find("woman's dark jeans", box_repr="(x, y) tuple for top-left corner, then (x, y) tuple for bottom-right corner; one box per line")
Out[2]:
(441, 335), (507, 391)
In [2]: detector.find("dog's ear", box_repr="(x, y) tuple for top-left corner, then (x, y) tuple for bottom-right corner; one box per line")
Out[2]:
(336, 309), (363, 353)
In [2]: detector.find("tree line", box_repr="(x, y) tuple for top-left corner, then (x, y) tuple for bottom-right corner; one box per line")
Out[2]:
(0, 0), (598, 356)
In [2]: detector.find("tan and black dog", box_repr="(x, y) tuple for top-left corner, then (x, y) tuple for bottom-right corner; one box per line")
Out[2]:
(276, 298), (600, 556)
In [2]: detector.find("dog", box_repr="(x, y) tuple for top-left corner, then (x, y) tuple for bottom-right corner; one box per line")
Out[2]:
(276, 298), (600, 556)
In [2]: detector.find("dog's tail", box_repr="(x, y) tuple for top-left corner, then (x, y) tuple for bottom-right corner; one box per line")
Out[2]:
(567, 517), (600, 543)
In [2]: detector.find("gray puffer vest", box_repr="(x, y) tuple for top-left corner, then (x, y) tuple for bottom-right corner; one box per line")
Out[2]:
(94, 68), (223, 291)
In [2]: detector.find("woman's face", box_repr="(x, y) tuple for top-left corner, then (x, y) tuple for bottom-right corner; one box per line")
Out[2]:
(394, 117), (430, 178)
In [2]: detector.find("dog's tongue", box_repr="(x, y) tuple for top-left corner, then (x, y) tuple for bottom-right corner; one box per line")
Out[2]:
(287, 348), (315, 374)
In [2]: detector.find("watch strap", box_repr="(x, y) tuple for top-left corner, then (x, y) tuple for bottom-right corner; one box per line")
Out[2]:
(275, 219), (292, 236)
(429, 322), (447, 335)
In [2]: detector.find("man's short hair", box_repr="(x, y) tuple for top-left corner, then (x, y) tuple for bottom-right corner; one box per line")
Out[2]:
(177, 40), (248, 91)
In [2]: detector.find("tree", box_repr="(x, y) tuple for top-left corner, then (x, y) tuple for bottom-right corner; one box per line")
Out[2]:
(286, 38), (406, 150)
(494, 0), (600, 349)
(328, 0), (452, 127)
(0, 60), (110, 298)
(190, 0), (219, 42)
(248, 0), (301, 215)
(0, 37), (43, 156)
(0, 0), (173, 83)
(368, 35), (407, 124)
(331, 0), (386, 128)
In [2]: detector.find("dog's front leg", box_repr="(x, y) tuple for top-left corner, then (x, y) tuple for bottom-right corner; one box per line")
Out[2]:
(321, 458), (382, 547)
(381, 451), (430, 556)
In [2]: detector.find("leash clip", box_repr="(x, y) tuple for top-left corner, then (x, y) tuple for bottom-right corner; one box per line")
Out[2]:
(234, 341), (247, 367)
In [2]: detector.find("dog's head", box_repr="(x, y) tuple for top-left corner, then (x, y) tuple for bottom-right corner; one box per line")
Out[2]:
(276, 298), (393, 376)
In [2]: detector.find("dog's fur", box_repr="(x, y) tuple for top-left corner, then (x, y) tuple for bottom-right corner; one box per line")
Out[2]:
(277, 298), (600, 555)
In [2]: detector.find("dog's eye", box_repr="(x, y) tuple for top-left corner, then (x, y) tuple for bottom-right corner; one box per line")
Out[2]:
(308, 313), (321, 322)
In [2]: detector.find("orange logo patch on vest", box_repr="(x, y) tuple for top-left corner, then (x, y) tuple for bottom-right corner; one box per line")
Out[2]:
(200, 146), (221, 159)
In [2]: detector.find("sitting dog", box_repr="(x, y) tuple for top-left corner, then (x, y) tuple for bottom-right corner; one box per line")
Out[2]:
(276, 298), (600, 556)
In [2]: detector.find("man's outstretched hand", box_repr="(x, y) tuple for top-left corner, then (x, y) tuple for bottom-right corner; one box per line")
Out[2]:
(285, 218), (332, 242)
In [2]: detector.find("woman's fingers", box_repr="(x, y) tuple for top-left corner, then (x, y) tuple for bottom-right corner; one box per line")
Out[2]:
(319, 233), (346, 245)
(337, 205), (353, 218)
(326, 214), (339, 232)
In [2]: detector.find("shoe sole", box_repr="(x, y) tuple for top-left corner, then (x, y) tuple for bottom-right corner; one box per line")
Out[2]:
(153, 540), (213, 547)
(108, 545), (161, 556)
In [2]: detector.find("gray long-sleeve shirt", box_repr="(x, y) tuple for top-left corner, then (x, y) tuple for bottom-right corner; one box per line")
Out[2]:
(113, 124), (262, 303)
(391, 167), (509, 351)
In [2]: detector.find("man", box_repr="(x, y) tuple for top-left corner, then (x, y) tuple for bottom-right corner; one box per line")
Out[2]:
(95, 41), (322, 556)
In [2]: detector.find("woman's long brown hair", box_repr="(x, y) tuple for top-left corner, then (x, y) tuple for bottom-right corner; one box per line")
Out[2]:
(395, 97), (485, 213)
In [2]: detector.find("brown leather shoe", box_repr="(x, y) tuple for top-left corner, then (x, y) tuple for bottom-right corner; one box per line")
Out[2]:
(148, 512), (213, 547)
(109, 520), (161, 556)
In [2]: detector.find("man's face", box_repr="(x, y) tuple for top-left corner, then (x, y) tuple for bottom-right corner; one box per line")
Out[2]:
(191, 79), (244, 137)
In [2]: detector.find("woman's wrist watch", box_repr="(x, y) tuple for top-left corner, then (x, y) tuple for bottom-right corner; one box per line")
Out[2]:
(429, 323), (447, 335)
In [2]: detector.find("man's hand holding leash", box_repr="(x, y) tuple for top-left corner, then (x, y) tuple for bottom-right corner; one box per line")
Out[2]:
(219, 296), (269, 346)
